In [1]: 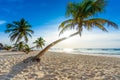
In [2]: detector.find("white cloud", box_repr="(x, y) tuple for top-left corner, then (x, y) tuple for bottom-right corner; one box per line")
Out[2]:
(1, 17), (120, 48)
(32, 22), (120, 48)
(0, 20), (6, 25)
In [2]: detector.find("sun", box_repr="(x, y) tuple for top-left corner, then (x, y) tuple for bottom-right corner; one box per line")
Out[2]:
(63, 48), (73, 53)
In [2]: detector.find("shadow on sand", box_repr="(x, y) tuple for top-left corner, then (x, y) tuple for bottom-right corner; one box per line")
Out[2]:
(1, 56), (41, 80)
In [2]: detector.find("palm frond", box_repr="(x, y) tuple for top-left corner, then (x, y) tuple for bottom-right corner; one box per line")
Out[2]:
(10, 32), (19, 42)
(5, 18), (33, 43)
(84, 18), (118, 29)
(15, 33), (23, 44)
(81, 0), (106, 18)
(95, 22), (108, 32)
(59, 23), (74, 35)
(6, 24), (17, 28)
(33, 37), (45, 49)
(59, 19), (73, 29)
(24, 34), (28, 43)
(26, 29), (34, 34)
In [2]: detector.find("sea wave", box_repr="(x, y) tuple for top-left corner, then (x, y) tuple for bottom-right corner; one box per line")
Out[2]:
(50, 48), (120, 55)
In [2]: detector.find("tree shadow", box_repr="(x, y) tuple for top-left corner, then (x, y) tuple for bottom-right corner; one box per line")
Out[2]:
(1, 56), (40, 80)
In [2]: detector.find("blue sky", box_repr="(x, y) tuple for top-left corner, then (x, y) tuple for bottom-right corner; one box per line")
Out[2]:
(0, 0), (120, 48)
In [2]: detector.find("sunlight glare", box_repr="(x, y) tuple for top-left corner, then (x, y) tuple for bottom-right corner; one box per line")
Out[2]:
(60, 31), (74, 37)
(64, 48), (73, 53)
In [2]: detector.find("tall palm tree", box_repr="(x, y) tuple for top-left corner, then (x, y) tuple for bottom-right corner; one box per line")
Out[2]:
(34, 0), (118, 61)
(5, 18), (34, 44)
(33, 37), (45, 49)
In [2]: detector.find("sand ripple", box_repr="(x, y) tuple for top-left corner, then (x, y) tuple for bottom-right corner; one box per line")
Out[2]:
(0, 51), (120, 80)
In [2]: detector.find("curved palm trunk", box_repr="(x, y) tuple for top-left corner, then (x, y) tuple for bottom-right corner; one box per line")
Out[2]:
(34, 32), (79, 60)
(30, 46), (36, 49)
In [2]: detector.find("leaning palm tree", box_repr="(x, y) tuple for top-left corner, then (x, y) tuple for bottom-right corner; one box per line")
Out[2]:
(5, 18), (34, 44)
(33, 37), (45, 49)
(33, 0), (118, 61)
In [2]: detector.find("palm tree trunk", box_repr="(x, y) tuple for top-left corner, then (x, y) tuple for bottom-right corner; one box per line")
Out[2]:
(30, 46), (36, 49)
(33, 32), (79, 61)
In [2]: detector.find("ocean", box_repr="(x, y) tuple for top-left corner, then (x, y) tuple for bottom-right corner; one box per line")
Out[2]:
(49, 48), (120, 56)
(0, 48), (120, 57)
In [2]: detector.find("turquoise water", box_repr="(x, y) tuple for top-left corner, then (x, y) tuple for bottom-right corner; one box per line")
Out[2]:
(50, 48), (120, 55)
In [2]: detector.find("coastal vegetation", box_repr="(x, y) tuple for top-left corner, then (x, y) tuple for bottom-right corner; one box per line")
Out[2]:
(0, 44), (12, 51)
(3, 0), (118, 62)
(33, 37), (46, 49)
(0, 0), (120, 79)
(23, 44), (32, 54)
(4, 45), (12, 51)
(33, 0), (118, 61)
(4, 18), (46, 54)
(15, 41), (25, 51)
(5, 18), (34, 44)
(0, 43), (3, 48)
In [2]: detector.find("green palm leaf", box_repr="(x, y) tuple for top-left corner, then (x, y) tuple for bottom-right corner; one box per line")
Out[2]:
(33, 37), (45, 49)
(59, 0), (118, 36)
(5, 18), (34, 44)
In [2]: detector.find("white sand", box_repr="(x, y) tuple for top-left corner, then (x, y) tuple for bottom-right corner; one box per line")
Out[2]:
(0, 51), (120, 80)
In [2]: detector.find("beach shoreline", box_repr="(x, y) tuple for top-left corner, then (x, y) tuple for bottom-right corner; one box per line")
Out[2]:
(63, 51), (120, 58)
(0, 51), (120, 80)
(1, 50), (120, 58)
(48, 50), (120, 59)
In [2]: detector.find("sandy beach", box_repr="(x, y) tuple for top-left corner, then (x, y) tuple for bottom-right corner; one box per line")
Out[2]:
(0, 51), (120, 80)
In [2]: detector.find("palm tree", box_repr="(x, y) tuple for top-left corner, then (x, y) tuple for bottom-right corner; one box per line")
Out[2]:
(23, 44), (32, 54)
(33, 37), (45, 49)
(14, 42), (31, 53)
(15, 41), (25, 51)
(33, 0), (118, 61)
(5, 18), (34, 44)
